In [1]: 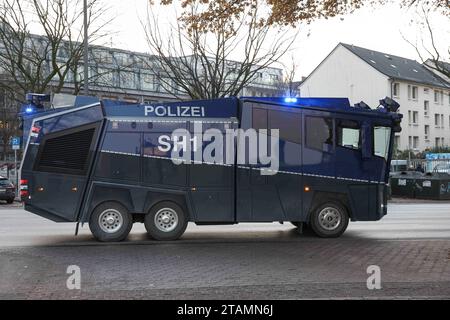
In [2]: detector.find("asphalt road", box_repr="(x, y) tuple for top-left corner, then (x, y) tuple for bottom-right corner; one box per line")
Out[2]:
(0, 200), (449, 299)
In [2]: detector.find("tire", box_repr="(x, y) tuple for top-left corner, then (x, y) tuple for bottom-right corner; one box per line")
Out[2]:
(309, 201), (349, 238)
(89, 202), (133, 242)
(145, 201), (188, 241)
(6, 199), (14, 204)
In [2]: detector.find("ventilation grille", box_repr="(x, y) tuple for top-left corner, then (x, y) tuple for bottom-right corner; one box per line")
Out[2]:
(38, 128), (95, 171)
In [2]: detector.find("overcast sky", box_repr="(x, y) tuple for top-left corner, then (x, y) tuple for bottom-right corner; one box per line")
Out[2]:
(100, 0), (449, 80)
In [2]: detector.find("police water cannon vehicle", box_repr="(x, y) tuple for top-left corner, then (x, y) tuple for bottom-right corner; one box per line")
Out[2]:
(20, 95), (402, 241)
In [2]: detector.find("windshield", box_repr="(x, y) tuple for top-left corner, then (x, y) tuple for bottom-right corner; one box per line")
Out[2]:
(374, 126), (391, 160)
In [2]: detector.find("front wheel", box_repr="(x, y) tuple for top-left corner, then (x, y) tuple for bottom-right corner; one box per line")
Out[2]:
(145, 201), (188, 241)
(309, 201), (349, 238)
(89, 202), (133, 242)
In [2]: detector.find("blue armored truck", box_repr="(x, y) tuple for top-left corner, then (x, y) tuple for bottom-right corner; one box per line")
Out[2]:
(20, 96), (402, 241)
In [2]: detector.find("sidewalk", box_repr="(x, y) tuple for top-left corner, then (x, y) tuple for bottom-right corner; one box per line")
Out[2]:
(389, 197), (450, 204)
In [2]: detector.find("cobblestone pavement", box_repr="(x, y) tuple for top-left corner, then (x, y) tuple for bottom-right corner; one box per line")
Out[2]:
(0, 202), (449, 299)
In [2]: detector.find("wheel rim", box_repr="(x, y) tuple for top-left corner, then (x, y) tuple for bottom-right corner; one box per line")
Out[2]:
(318, 207), (342, 231)
(98, 209), (124, 233)
(154, 208), (178, 232)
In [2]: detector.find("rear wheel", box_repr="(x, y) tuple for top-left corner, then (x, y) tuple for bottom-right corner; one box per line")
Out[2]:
(89, 202), (133, 242)
(145, 201), (187, 241)
(309, 201), (349, 238)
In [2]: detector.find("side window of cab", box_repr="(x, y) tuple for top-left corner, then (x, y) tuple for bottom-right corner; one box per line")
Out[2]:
(336, 119), (361, 151)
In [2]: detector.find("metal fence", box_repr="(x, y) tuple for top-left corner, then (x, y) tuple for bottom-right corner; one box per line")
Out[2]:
(409, 159), (450, 173)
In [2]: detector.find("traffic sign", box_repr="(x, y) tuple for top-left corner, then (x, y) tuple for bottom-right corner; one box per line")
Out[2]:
(11, 137), (20, 150)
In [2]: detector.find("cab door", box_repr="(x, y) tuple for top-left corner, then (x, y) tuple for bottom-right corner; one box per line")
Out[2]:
(334, 117), (366, 181)
(302, 110), (335, 179)
(236, 102), (303, 222)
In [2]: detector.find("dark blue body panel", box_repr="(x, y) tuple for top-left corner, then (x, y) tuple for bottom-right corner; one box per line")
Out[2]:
(21, 96), (401, 224)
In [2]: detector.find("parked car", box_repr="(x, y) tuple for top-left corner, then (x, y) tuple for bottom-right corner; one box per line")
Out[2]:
(0, 177), (15, 204)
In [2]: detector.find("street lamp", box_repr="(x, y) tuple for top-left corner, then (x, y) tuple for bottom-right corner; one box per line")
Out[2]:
(83, 0), (89, 95)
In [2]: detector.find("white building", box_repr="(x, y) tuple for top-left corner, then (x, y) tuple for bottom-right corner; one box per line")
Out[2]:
(300, 43), (450, 152)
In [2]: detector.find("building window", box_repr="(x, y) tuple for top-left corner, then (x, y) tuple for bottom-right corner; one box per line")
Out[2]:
(424, 100), (429, 117)
(424, 88), (430, 94)
(393, 83), (400, 97)
(424, 125), (430, 140)
(407, 111), (419, 125)
(141, 73), (154, 91)
(413, 136), (419, 149)
(412, 111), (419, 124)
(269, 74), (279, 82)
(435, 114), (441, 127)
(394, 136), (400, 150)
(412, 86), (418, 100)
(434, 90), (443, 105)
(408, 85), (418, 100)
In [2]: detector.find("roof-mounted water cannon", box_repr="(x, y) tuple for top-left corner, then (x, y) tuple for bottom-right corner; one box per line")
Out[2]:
(377, 96), (403, 133)
(379, 97), (400, 113)
(21, 93), (51, 115)
(25, 93), (51, 107)
(354, 101), (371, 110)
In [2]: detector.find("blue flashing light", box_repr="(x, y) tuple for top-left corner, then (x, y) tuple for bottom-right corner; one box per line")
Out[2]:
(284, 97), (298, 103)
(25, 107), (34, 114)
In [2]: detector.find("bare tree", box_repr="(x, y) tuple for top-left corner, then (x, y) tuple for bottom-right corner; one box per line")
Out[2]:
(0, 0), (111, 160)
(276, 57), (300, 97)
(144, 3), (297, 100)
(403, 6), (449, 80)
(0, 0), (111, 97)
(0, 88), (20, 161)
